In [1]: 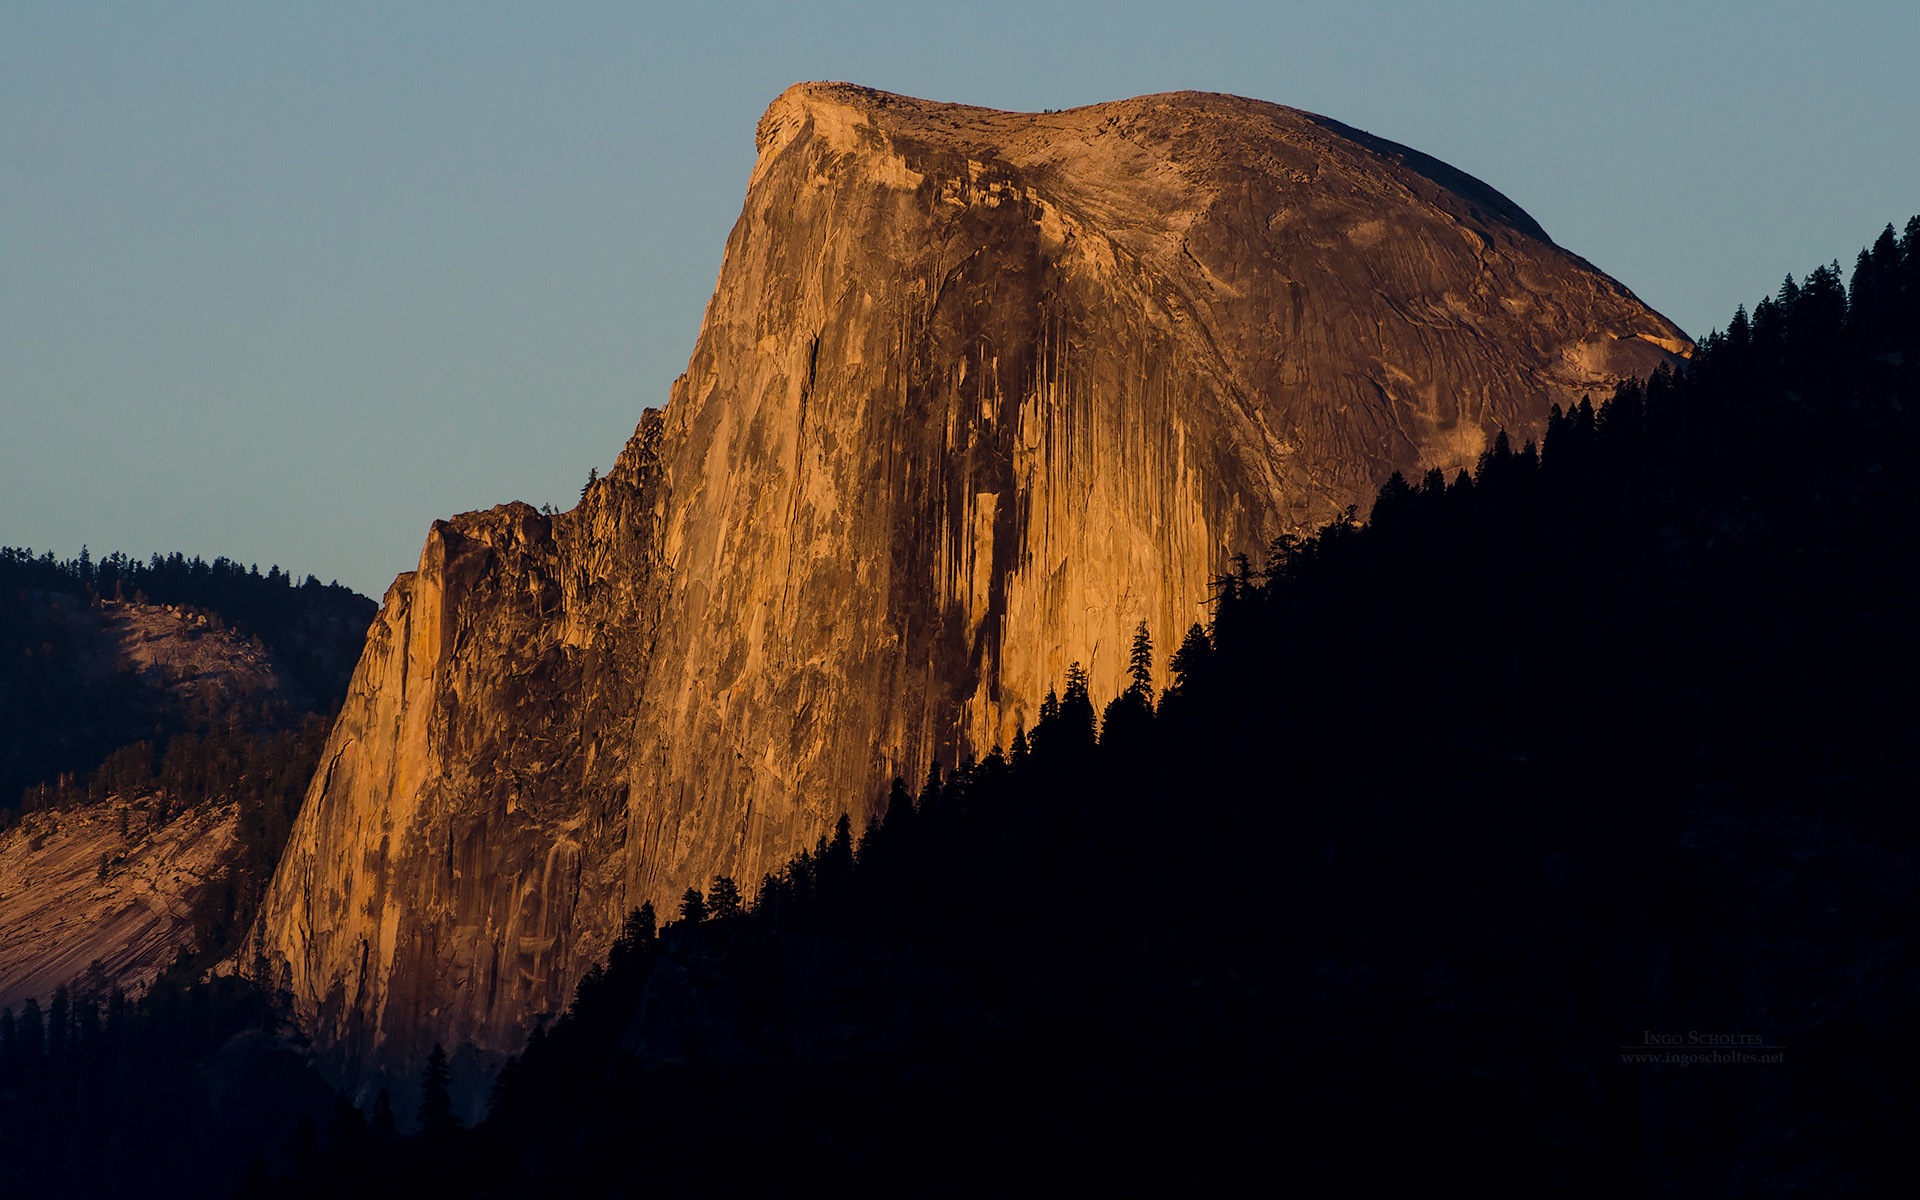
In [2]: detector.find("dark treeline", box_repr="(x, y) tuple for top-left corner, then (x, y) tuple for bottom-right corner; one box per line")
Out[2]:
(0, 973), (336, 1199)
(0, 547), (374, 747)
(0, 546), (369, 689)
(250, 221), (1920, 1197)
(0, 546), (373, 818)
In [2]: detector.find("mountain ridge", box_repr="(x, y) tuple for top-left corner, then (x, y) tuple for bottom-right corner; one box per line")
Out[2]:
(253, 82), (1687, 1081)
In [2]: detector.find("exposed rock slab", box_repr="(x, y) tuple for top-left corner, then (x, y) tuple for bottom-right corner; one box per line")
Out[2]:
(98, 600), (312, 718)
(0, 797), (237, 1009)
(253, 84), (1687, 1079)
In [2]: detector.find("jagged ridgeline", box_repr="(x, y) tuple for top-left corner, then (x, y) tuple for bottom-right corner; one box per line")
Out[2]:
(251, 83), (1686, 1081)
(251, 216), (1920, 1195)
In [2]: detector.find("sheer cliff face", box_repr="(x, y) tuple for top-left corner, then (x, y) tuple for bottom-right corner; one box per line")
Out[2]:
(254, 83), (1687, 1075)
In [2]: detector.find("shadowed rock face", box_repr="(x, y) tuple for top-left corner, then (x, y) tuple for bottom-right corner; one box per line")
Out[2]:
(252, 83), (1687, 1081)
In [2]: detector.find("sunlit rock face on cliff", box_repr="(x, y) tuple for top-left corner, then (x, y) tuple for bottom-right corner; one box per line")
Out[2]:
(253, 83), (1687, 1079)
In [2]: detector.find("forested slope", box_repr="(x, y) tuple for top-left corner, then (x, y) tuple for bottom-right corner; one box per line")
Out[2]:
(0, 556), (374, 1199)
(8, 217), (1915, 1198)
(263, 219), (1920, 1197)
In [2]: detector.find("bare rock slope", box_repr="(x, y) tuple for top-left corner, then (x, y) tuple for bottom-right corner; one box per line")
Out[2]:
(254, 84), (1686, 1077)
(0, 797), (237, 1010)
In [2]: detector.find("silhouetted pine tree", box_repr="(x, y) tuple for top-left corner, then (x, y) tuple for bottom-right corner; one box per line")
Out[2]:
(679, 887), (707, 924)
(419, 1044), (456, 1136)
(707, 875), (743, 920)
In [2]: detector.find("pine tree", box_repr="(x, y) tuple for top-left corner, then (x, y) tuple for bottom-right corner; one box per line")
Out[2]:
(1168, 624), (1214, 697)
(1126, 621), (1154, 704)
(708, 875), (743, 920)
(46, 987), (68, 1059)
(680, 887), (708, 924)
(1725, 304), (1752, 354)
(419, 1043), (456, 1135)
(919, 758), (944, 811)
(1369, 471), (1415, 529)
(884, 776), (915, 831)
(16, 998), (42, 1061)
(487, 1054), (524, 1122)
(619, 902), (657, 952)
(1058, 662), (1097, 750)
(825, 813), (855, 882)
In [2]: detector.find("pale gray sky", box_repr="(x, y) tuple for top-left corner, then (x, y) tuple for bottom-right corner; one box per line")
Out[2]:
(5, 1), (1916, 597)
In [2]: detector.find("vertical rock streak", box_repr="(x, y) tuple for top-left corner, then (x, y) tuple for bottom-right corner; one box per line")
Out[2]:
(254, 83), (1687, 1079)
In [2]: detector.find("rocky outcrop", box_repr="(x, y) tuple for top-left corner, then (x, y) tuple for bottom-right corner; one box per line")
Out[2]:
(253, 83), (1687, 1081)
(0, 797), (238, 1010)
(253, 428), (664, 1072)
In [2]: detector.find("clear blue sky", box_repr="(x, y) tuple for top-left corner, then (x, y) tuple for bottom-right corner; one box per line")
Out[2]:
(5, 2), (1916, 599)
